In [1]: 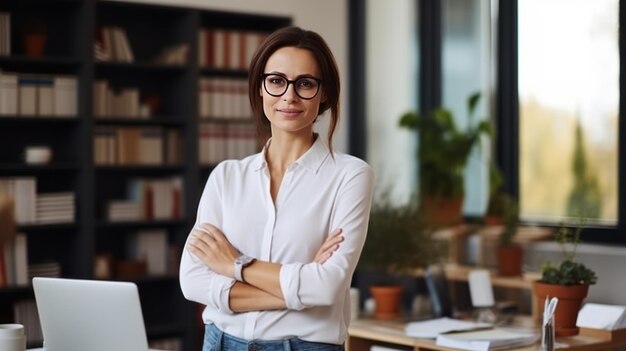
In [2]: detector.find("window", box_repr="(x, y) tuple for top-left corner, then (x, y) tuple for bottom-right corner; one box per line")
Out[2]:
(517, 0), (619, 225)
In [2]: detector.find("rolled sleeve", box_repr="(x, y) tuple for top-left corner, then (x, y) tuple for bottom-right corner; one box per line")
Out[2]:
(211, 274), (237, 314)
(279, 262), (306, 310)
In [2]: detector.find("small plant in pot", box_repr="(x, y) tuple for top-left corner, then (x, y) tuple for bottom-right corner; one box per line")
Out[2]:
(22, 19), (48, 57)
(533, 217), (597, 336)
(496, 195), (522, 276)
(359, 196), (446, 320)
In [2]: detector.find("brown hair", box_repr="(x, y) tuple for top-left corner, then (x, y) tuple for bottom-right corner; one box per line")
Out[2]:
(249, 26), (340, 153)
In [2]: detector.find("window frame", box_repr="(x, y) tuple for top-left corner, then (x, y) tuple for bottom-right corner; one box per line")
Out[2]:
(497, 0), (626, 243)
(348, 0), (625, 243)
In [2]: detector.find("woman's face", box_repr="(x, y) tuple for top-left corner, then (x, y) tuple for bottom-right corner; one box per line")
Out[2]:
(261, 46), (324, 137)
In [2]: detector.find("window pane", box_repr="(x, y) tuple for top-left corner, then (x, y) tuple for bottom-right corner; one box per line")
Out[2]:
(442, 0), (493, 216)
(518, 0), (618, 224)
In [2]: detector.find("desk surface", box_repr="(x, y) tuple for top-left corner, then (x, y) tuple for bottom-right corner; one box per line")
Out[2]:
(348, 318), (626, 351)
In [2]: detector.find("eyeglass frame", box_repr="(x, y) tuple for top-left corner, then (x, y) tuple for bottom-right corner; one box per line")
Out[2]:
(261, 73), (323, 100)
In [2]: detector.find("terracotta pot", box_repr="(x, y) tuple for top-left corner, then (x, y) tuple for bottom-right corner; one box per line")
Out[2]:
(23, 33), (47, 57)
(497, 245), (523, 276)
(369, 285), (404, 320)
(533, 281), (589, 336)
(421, 195), (463, 226)
(485, 215), (504, 226)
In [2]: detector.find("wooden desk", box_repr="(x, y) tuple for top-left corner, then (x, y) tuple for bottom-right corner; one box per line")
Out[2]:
(348, 318), (626, 351)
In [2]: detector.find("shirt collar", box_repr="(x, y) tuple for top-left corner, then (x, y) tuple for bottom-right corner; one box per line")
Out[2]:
(252, 134), (330, 173)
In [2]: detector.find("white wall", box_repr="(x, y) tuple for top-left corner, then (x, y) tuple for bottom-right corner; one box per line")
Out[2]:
(365, 0), (418, 205)
(109, 0), (349, 152)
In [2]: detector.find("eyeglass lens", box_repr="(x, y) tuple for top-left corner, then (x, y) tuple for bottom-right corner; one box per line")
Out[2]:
(263, 74), (320, 100)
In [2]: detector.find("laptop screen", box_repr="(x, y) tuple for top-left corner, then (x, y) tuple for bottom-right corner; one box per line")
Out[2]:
(32, 277), (150, 351)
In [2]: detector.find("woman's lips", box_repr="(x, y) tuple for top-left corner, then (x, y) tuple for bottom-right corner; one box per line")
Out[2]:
(277, 109), (303, 117)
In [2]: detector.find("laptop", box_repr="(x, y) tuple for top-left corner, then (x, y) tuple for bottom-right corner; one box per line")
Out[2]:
(32, 277), (162, 351)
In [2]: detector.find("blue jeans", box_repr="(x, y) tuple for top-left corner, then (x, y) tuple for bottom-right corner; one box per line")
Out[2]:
(203, 323), (344, 351)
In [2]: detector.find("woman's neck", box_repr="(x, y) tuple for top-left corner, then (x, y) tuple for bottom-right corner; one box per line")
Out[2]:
(265, 133), (315, 172)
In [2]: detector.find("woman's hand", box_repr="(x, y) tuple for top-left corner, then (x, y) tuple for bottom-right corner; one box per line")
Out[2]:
(188, 223), (240, 278)
(313, 228), (343, 264)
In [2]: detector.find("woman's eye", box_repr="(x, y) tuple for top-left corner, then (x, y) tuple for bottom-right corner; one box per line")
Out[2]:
(298, 79), (315, 89)
(269, 77), (286, 85)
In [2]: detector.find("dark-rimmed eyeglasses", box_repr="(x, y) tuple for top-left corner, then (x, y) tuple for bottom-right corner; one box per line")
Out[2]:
(261, 73), (322, 100)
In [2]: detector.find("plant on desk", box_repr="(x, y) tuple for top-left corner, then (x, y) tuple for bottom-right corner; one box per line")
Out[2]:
(533, 217), (597, 337)
(359, 196), (446, 320)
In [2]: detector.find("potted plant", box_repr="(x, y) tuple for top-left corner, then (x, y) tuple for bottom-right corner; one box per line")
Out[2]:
(532, 218), (597, 336)
(22, 19), (48, 57)
(485, 162), (507, 225)
(359, 197), (446, 319)
(398, 92), (492, 225)
(495, 195), (523, 276)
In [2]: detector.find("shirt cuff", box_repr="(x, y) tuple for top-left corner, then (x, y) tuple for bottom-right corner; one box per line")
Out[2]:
(280, 263), (306, 310)
(209, 274), (236, 314)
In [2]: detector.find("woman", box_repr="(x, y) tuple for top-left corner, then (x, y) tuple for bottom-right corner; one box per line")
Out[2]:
(180, 26), (374, 350)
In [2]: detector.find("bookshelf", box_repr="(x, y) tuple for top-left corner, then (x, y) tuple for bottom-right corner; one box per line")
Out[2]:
(0, 1), (290, 350)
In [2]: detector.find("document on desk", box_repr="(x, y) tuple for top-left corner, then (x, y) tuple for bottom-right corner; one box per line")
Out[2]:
(405, 317), (492, 339)
(435, 328), (538, 351)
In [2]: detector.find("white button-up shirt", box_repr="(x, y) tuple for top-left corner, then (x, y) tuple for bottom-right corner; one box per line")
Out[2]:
(179, 136), (374, 344)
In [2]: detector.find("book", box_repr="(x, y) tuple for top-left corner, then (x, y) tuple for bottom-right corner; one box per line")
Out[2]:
(0, 71), (18, 115)
(53, 76), (77, 116)
(435, 328), (538, 351)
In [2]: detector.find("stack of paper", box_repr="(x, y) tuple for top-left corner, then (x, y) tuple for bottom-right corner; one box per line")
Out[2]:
(405, 317), (492, 339)
(435, 328), (538, 351)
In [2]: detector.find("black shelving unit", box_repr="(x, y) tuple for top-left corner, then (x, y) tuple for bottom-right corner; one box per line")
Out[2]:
(0, 1), (290, 350)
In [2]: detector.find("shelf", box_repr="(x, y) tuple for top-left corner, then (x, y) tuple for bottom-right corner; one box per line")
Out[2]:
(0, 55), (81, 72)
(94, 165), (184, 174)
(0, 285), (33, 299)
(93, 117), (184, 127)
(96, 219), (187, 230)
(0, 3), (291, 350)
(0, 163), (80, 174)
(444, 263), (537, 289)
(96, 61), (187, 75)
(0, 116), (80, 123)
(18, 222), (78, 232)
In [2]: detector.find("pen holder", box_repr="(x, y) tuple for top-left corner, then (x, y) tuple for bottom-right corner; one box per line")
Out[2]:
(541, 321), (555, 351)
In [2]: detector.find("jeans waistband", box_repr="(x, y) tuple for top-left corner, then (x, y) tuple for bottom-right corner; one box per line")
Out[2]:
(203, 323), (344, 351)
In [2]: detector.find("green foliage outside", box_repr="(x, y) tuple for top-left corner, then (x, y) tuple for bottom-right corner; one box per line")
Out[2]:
(566, 121), (602, 218)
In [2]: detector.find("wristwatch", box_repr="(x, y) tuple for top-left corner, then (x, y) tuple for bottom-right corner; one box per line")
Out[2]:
(234, 254), (255, 282)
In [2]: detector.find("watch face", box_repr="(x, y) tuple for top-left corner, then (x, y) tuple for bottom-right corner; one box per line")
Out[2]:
(237, 255), (253, 266)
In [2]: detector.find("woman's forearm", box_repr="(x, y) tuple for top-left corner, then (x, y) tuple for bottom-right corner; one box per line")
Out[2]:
(241, 260), (284, 299)
(229, 281), (286, 312)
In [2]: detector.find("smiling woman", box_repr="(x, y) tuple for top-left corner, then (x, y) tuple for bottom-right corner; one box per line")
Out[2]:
(180, 26), (374, 351)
